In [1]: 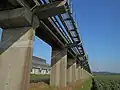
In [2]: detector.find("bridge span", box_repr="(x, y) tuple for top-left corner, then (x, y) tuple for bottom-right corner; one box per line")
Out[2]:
(0, 0), (92, 90)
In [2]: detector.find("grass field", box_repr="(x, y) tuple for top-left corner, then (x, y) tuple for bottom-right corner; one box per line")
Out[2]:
(80, 78), (92, 90)
(95, 74), (120, 80)
(29, 74), (92, 90)
(94, 73), (120, 90)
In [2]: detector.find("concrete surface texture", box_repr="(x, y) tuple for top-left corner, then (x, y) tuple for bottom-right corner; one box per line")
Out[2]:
(76, 65), (81, 81)
(0, 27), (35, 90)
(50, 48), (67, 87)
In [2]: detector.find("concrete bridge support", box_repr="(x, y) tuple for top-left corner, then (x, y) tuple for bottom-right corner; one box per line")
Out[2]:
(83, 69), (92, 80)
(50, 48), (67, 87)
(76, 65), (81, 81)
(79, 66), (82, 79)
(80, 68), (84, 80)
(67, 59), (76, 84)
(0, 8), (39, 90)
(80, 68), (91, 80)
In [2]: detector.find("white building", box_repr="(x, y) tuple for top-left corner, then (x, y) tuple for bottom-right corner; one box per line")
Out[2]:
(31, 56), (51, 75)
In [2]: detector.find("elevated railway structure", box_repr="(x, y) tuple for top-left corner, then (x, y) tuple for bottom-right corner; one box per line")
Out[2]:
(0, 0), (92, 90)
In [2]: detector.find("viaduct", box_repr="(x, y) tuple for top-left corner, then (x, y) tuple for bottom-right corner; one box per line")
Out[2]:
(0, 0), (92, 90)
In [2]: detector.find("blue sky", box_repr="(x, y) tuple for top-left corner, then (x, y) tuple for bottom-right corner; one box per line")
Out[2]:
(0, 0), (120, 73)
(33, 36), (51, 64)
(72, 0), (120, 73)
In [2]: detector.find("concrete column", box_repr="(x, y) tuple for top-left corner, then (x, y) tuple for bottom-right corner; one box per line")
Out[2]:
(80, 68), (83, 80)
(67, 62), (72, 84)
(80, 68), (89, 80)
(67, 59), (76, 84)
(50, 48), (67, 87)
(0, 27), (35, 90)
(76, 64), (81, 81)
(83, 69), (92, 80)
(0, 8), (39, 90)
(78, 66), (82, 80)
(80, 68), (82, 79)
(72, 62), (76, 82)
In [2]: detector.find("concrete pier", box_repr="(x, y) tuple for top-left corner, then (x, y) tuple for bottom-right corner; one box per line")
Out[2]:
(71, 61), (77, 83)
(80, 68), (84, 80)
(80, 68), (92, 80)
(0, 8), (38, 90)
(50, 48), (67, 87)
(0, 27), (35, 90)
(67, 59), (76, 84)
(76, 65), (81, 81)
(67, 59), (73, 84)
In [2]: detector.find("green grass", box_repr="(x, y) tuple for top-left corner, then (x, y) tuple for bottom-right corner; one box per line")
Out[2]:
(80, 78), (92, 90)
(94, 74), (120, 80)
(30, 74), (50, 80)
(30, 74), (93, 90)
(94, 74), (120, 90)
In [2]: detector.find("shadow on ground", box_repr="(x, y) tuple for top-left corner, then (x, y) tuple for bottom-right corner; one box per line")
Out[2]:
(30, 77), (50, 84)
(90, 78), (98, 90)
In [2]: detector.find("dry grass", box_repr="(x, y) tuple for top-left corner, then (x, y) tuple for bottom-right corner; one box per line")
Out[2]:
(29, 82), (50, 90)
(29, 74), (92, 90)
(28, 80), (85, 90)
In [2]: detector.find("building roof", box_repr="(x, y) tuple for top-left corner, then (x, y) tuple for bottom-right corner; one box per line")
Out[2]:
(32, 56), (46, 64)
(32, 56), (50, 68)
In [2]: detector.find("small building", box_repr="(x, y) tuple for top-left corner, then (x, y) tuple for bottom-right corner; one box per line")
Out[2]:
(31, 56), (51, 75)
